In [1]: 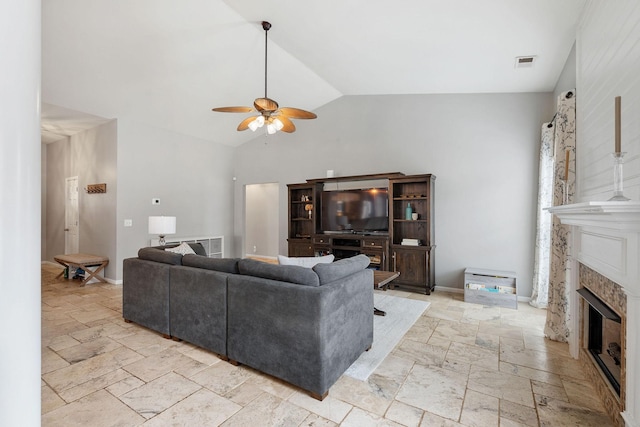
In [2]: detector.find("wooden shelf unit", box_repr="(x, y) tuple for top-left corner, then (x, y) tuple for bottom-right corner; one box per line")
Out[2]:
(389, 174), (436, 294)
(287, 182), (322, 257)
(286, 172), (436, 294)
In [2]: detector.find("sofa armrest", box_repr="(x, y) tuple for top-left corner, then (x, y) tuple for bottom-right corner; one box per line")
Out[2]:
(227, 269), (373, 397)
(122, 258), (171, 335)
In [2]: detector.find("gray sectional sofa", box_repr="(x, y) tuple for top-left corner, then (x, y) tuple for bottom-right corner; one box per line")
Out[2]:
(122, 244), (374, 400)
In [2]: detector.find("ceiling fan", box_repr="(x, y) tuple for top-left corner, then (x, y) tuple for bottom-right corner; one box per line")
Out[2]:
(212, 21), (317, 134)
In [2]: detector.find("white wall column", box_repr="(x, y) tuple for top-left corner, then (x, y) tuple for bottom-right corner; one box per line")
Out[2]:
(0, 1), (42, 426)
(622, 292), (640, 427)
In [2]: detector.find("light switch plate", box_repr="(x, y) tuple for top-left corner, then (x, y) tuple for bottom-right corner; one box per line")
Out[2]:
(152, 198), (160, 205)
(124, 219), (133, 227)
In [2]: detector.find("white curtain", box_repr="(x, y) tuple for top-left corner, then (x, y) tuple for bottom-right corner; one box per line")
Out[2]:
(529, 122), (555, 308)
(544, 90), (576, 342)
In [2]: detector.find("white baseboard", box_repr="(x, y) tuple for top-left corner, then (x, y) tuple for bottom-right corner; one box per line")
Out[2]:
(434, 285), (463, 294)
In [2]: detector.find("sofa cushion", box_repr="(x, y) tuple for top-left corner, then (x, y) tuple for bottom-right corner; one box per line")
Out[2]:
(165, 242), (196, 255)
(312, 254), (371, 285)
(182, 254), (240, 274)
(138, 247), (183, 265)
(277, 254), (334, 268)
(238, 258), (320, 287)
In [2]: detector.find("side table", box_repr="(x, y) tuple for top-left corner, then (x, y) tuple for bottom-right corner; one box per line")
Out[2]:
(373, 271), (400, 316)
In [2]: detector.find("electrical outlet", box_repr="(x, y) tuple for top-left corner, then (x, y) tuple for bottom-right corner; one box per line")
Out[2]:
(152, 198), (160, 205)
(253, 245), (257, 253)
(124, 219), (133, 227)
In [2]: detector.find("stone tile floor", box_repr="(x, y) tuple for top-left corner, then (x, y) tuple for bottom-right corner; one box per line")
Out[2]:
(41, 264), (614, 426)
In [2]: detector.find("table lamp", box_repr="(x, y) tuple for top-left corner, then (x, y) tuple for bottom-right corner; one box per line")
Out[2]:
(148, 216), (176, 245)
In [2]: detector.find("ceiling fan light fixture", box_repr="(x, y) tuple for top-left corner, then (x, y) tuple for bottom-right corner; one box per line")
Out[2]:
(248, 115), (265, 131)
(211, 21), (317, 134)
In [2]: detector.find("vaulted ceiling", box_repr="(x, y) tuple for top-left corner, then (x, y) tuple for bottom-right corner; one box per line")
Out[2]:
(41, 0), (586, 146)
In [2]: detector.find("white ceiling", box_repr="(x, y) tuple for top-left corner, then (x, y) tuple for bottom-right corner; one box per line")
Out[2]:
(41, 0), (586, 146)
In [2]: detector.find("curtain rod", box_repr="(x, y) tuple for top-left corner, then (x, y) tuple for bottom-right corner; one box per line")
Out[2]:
(546, 90), (574, 128)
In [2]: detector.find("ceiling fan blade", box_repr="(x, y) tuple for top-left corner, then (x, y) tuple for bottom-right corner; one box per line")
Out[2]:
(276, 116), (296, 133)
(237, 116), (257, 131)
(278, 107), (317, 119)
(212, 106), (253, 113)
(254, 97), (279, 112)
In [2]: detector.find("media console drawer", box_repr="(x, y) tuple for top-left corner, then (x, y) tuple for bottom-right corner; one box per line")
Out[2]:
(313, 236), (330, 245)
(362, 238), (386, 249)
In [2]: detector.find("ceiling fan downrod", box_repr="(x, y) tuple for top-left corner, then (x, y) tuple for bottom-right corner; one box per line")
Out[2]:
(262, 21), (271, 99)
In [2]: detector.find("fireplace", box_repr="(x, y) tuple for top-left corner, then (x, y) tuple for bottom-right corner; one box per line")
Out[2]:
(547, 201), (640, 427)
(578, 286), (622, 396)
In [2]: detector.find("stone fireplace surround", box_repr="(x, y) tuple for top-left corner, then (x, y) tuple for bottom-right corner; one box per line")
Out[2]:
(579, 264), (626, 426)
(549, 201), (640, 427)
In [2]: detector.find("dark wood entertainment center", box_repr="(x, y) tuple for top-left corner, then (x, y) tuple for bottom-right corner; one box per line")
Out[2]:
(287, 172), (436, 294)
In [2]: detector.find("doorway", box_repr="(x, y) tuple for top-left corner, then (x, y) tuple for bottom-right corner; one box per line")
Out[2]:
(65, 176), (79, 254)
(245, 183), (279, 259)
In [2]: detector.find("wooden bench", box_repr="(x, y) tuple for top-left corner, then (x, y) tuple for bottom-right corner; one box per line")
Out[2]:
(54, 253), (109, 286)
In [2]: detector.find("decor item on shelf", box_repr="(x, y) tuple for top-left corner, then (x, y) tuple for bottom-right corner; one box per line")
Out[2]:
(609, 152), (630, 201)
(411, 213), (418, 220)
(615, 96), (621, 154)
(560, 179), (569, 205)
(305, 203), (313, 219)
(405, 203), (412, 220)
(212, 21), (317, 134)
(609, 97), (629, 201)
(401, 238), (421, 246)
(148, 216), (176, 245)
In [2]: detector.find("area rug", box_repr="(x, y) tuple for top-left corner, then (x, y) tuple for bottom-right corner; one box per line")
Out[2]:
(344, 293), (430, 381)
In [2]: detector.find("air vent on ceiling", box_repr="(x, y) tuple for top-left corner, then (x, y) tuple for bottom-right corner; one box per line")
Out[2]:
(515, 56), (537, 68)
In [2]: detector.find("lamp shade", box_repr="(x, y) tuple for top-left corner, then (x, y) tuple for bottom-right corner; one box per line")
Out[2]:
(148, 216), (176, 235)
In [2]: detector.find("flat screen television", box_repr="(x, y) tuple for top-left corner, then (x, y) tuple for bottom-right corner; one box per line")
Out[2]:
(321, 188), (389, 233)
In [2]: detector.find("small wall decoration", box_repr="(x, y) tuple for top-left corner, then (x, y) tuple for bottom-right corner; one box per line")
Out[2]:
(86, 183), (107, 194)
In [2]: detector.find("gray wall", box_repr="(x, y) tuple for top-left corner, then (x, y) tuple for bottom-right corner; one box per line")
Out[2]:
(554, 42), (577, 101)
(115, 119), (236, 279)
(234, 92), (555, 296)
(44, 120), (118, 278)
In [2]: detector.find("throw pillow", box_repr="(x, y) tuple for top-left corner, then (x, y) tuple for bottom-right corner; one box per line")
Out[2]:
(165, 242), (196, 256)
(277, 254), (334, 268)
(313, 254), (371, 285)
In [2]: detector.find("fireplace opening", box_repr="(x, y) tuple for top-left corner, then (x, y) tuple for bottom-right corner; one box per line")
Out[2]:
(577, 287), (622, 396)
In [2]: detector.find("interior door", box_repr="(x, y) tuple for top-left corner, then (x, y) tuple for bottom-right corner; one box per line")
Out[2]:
(65, 176), (79, 254)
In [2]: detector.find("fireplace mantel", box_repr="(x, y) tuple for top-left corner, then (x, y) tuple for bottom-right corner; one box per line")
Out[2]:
(548, 201), (640, 427)
(547, 201), (640, 294)
(547, 201), (640, 231)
